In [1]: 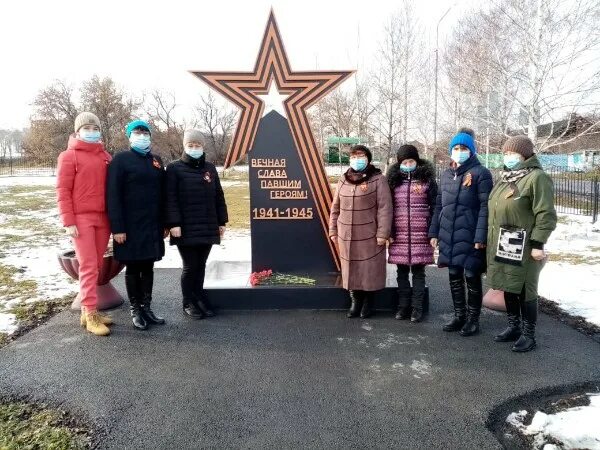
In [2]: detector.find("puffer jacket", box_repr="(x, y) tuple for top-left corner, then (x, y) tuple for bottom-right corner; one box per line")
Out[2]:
(56, 135), (112, 227)
(428, 155), (493, 272)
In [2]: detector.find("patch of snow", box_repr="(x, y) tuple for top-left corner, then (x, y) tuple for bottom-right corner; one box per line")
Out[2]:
(0, 312), (18, 334)
(538, 213), (600, 326)
(508, 394), (600, 449)
(361, 323), (373, 331)
(410, 359), (432, 378)
(0, 176), (56, 187)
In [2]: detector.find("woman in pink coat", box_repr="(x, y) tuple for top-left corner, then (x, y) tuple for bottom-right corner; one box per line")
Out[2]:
(329, 145), (393, 319)
(56, 112), (113, 336)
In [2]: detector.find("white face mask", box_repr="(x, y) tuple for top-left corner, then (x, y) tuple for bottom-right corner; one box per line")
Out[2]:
(79, 129), (101, 143)
(185, 147), (204, 159)
(451, 149), (470, 165)
(130, 134), (151, 152)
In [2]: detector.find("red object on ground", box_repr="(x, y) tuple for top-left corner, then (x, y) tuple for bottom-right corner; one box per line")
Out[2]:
(58, 249), (124, 311)
(483, 288), (506, 311)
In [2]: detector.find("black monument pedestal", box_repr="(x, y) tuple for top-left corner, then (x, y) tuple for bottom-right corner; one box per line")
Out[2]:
(203, 262), (429, 311)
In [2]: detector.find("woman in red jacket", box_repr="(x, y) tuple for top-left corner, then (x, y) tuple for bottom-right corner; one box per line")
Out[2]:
(56, 112), (113, 336)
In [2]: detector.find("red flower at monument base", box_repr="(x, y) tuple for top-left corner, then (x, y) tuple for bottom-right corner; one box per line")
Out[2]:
(250, 269), (274, 286)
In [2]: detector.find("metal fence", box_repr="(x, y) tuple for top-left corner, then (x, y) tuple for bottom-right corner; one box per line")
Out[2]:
(0, 156), (57, 177)
(434, 165), (600, 222)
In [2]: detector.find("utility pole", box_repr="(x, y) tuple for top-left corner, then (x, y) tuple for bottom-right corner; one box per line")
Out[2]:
(433, 6), (453, 157)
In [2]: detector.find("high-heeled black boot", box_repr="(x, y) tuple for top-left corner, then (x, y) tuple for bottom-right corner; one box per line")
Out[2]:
(347, 290), (362, 318)
(140, 270), (165, 325)
(512, 298), (537, 352)
(494, 293), (521, 342)
(460, 275), (482, 336)
(443, 273), (466, 332)
(360, 291), (374, 319)
(125, 273), (147, 330)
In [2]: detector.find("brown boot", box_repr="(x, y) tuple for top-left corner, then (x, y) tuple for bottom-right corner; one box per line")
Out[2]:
(85, 311), (111, 336)
(80, 307), (113, 328)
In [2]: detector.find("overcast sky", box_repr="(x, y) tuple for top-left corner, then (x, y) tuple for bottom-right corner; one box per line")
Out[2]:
(0, 0), (469, 129)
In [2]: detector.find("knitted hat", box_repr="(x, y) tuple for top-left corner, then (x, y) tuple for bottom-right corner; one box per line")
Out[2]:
(183, 129), (204, 146)
(74, 112), (101, 133)
(502, 135), (535, 159)
(349, 144), (372, 162)
(125, 119), (151, 138)
(396, 144), (420, 163)
(449, 132), (476, 155)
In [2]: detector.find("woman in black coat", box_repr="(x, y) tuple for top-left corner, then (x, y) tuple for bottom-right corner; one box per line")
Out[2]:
(165, 129), (228, 319)
(107, 119), (167, 330)
(428, 128), (493, 337)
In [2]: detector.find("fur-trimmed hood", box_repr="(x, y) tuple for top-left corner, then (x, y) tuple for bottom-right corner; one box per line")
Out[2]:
(387, 160), (435, 189)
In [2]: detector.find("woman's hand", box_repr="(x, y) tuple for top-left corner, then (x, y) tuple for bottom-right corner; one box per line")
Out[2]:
(113, 233), (126, 244)
(474, 243), (486, 249)
(163, 228), (170, 239)
(219, 226), (226, 238)
(65, 225), (78, 238)
(531, 249), (546, 261)
(430, 238), (438, 248)
(170, 227), (182, 238)
(377, 238), (387, 246)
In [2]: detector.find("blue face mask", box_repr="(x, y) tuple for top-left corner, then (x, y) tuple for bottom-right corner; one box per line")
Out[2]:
(400, 163), (417, 173)
(451, 150), (471, 165)
(350, 158), (368, 172)
(185, 148), (204, 159)
(79, 130), (101, 143)
(504, 154), (522, 170)
(130, 134), (151, 153)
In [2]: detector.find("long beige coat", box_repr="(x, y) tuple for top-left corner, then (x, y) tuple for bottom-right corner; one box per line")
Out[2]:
(329, 171), (393, 291)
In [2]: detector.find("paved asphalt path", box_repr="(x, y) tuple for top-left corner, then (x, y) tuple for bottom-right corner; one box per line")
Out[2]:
(1, 267), (599, 449)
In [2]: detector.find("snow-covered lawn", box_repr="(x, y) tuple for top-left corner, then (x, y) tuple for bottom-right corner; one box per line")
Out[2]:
(539, 214), (600, 326)
(507, 393), (600, 449)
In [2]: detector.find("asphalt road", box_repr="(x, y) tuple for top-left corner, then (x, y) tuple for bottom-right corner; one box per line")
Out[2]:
(1, 267), (599, 449)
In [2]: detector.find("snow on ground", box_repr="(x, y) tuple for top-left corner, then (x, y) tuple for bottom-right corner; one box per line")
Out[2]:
(0, 176), (57, 187)
(507, 393), (600, 449)
(539, 214), (600, 326)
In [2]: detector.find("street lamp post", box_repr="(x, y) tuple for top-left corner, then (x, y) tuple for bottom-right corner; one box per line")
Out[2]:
(433, 6), (453, 156)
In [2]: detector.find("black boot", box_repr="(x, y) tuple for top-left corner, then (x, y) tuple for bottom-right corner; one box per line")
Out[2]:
(460, 275), (482, 336)
(125, 273), (148, 330)
(140, 270), (165, 325)
(195, 292), (215, 318)
(443, 273), (467, 332)
(395, 265), (412, 320)
(512, 298), (537, 352)
(410, 266), (426, 323)
(347, 290), (362, 318)
(360, 291), (374, 319)
(183, 302), (205, 320)
(494, 293), (521, 342)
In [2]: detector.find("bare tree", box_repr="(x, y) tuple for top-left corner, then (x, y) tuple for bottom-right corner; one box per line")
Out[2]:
(80, 76), (140, 153)
(195, 91), (236, 165)
(145, 90), (187, 161)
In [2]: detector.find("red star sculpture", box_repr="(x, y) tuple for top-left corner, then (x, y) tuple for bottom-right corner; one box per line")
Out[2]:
(191, 11), (353, 270)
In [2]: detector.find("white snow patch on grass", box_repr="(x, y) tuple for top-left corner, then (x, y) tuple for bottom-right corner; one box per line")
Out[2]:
(508, 394), (600, 449)
(538, 213), (600, 326)
(0, 312), (18, 334)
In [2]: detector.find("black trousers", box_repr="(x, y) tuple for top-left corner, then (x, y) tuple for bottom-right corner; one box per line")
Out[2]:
(125, 260), (155, 278)
(396, 264), (426, 308)
(177, 245), (212, 306)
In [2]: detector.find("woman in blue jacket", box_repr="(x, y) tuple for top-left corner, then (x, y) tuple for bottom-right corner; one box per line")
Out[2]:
(428, 128), (493, 336)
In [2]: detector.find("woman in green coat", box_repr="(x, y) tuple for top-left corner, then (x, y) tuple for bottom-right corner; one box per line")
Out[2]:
(487, 136), (557, 352)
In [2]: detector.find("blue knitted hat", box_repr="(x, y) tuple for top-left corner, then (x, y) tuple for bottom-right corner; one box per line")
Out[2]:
(448, 132), (476, 155)
(125, 119), (151, 138)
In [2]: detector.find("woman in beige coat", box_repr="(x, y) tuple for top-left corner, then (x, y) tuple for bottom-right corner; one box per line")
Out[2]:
(329, 145), (393, 318)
